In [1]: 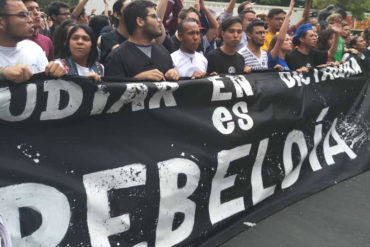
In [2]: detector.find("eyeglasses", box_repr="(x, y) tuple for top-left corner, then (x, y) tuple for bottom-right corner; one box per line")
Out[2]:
(273, 17), (285, 21)
(0, 12), (31, 19)
(146, 13), (159, 20)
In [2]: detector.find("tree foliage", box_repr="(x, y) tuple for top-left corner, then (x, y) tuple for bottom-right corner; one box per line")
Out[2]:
(37, 0), (79, 14)
(313, 0), (370, 20)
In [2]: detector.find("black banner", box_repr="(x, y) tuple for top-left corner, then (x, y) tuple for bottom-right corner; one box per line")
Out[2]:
(0, 57), (369, 247)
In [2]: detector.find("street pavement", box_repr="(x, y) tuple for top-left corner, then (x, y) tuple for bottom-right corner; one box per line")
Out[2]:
(221, 170), (370, 247)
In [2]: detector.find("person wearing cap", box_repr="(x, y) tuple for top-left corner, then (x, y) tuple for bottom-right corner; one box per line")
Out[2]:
(286, 23), (340, 71)
(171, 18), (207, 78)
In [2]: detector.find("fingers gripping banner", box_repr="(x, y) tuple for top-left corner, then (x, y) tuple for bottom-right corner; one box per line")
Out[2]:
(0, 57), (369, 247)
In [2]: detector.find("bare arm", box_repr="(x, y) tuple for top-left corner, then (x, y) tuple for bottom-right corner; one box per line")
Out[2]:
(270, 0), (294, 60)
(71, 0), (88, 19)
(199, 0), (218, 43)
(327, 24), (340, 59)
(225, 0), (236, 14)
(103, 0), (109, 17)
(292, 0), (311, 30)
(157, 0), (169, 22)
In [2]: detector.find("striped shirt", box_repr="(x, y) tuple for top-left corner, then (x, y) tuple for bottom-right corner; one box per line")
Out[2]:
(238, 46), (268, 70)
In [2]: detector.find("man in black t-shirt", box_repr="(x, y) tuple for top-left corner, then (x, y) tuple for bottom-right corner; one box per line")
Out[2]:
(100, 0), (130, 64)
(286, 23), (340, 70)
(206, 16), (246, 75)
(105, 0), (179, 81)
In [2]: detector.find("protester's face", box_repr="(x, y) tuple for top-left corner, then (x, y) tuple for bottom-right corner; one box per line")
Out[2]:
(249, 25), (265, 47)
(0, 0), (34, 42)
(281, 34), (293, 51)
(56, 7), (71, 25)
(222, 22), (242, 49)
(179, 21), (200, 53)
(241, 12), (255, 31)
(300, 30), (317, 48)
(269, 13), (285, 31)
(69, 28), (92, 60)
(342, 26), (350, 38)
(354, 36), (366, 51)
(143, 7), (162, 39)
(24, 0), (41, 28)
(327, 33), (335, 49)
(242, 3), (253, 11)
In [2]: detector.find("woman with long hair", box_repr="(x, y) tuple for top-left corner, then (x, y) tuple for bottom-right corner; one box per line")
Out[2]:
(56, 24), (104, 81)
(317, 29), (336, 62)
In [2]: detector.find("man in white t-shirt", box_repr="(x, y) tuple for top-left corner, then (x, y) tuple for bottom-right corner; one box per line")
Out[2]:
(0, 0), (65, 83)
(171, 18), (207, 78)
(238, 19), (268, 72)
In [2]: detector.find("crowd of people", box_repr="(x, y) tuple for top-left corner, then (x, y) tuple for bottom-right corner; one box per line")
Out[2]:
(0, 0), (369, 84)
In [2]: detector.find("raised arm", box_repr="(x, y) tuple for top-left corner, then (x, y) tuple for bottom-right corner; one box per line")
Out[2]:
(156, 0), (169, 22)
(72, 0), (88, 19)
(199, 0), (218, 43)
(103, 0), (109, 17)
(270, 0), (294, 60)
(294, 0), (311, 29)
(327, 22), (341, 59)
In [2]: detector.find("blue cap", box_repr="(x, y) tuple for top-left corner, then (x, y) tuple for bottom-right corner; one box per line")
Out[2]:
(292, 23), (312, 46)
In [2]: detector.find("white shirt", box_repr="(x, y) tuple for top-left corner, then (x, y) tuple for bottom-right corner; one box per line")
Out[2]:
(0, 40), (48, 74)
(171, 50), (208, 77)
(238, 46), (268, 70)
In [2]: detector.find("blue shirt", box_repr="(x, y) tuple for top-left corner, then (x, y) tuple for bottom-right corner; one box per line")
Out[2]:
(268, 52), (290, 70)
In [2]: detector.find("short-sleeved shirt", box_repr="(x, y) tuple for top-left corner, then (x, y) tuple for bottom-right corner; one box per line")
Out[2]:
(268, 52), (290, 70)
(28, 33), (54, 61)
(105, 41), (173, 78)
(286, 48), (328, 70)
(206, 47), (245, 74)
(238, 46), (268, 70)
(0, 40), (48, 74)
(171, 50), (207, 78)
(262, 30), (276, 52)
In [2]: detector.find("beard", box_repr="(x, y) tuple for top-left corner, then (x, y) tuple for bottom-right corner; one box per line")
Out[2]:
(143, 22), (162, 40)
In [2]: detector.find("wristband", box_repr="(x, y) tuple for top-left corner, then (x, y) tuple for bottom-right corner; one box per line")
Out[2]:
(0, 66), (7, 81)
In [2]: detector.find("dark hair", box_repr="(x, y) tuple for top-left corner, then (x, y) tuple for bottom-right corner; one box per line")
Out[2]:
(177, 18), (198, 34)
(221, 16), (242, 31)
(89, 15), (109, 41)
(124, 0), (156, 35)
(317, 29), (334, 50)
(66, 24), (98, 67)
(237, 1), (252, 14)
(267, 8), (286, 19)
(246, 19), (265, 34)
(268, 35), (278, 53)
(178, 7), (200, 21)
(349, 36), (362, 49)
(22, 0), (37, 4)
(0, 0), (8, 15)
(53, 19), (75, 58)
(49, 1), (69, 17)
(238, 9), (256, 21)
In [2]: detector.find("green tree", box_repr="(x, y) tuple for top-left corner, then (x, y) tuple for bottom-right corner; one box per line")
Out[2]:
(313, 0), (370, 20)
(37, 0), (79, 13)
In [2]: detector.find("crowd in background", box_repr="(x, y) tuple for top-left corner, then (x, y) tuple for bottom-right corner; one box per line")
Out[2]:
(0, 0), (369, 83)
